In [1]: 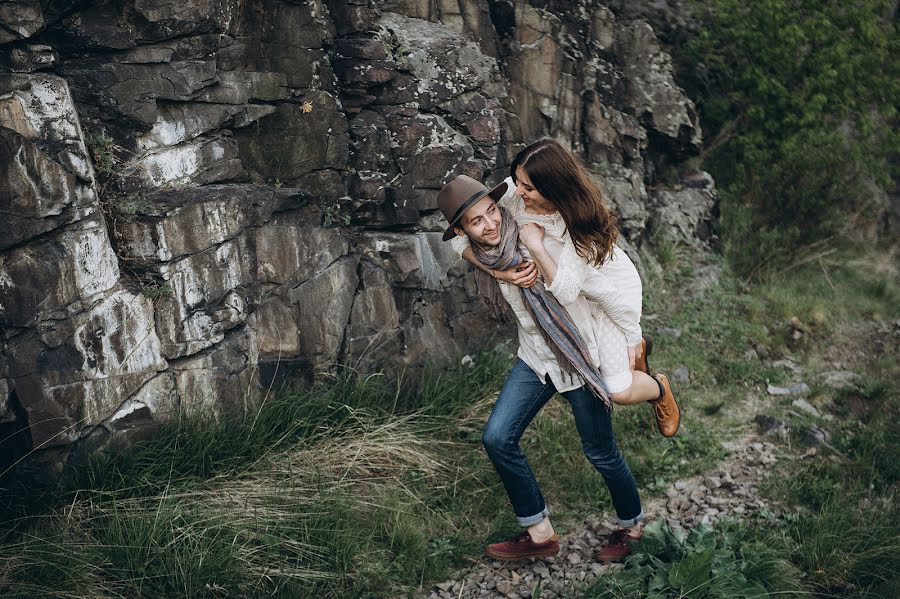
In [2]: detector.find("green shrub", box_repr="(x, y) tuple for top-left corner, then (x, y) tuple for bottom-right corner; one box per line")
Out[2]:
(585, 519), (804, 598)
(684, 0), (899, 276)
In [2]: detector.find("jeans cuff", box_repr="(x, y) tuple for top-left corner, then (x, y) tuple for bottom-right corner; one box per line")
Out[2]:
(616, 510), (644, 528)
(517, 506), (551, 527)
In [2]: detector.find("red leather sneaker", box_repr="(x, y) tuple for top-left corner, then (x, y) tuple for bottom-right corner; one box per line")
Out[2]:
(485, 532), (560, 561)
(595, 528), (642, 562)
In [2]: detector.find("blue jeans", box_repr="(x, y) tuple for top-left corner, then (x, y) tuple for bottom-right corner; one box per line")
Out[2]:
(482, 358), (644, 528)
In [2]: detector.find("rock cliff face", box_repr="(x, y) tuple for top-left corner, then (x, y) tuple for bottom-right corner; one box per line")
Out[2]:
(0, 0), (716, 472)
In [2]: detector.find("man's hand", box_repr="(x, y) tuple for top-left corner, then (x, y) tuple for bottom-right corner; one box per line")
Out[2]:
(495, 261), (538, 288)
(518, 223), (545, 251)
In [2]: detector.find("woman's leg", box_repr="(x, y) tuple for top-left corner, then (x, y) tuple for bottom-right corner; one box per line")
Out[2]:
(611, 370), (663, 405)
(594, 312), (681, 436)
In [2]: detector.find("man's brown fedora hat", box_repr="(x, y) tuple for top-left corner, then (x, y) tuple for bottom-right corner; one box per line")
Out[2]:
(437, 175), (510, 241)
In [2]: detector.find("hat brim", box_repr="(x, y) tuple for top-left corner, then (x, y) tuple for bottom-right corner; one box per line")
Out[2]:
(441, 179), (511, 241)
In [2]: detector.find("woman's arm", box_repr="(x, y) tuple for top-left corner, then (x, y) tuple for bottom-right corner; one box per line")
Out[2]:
(518, 223), (558, 285)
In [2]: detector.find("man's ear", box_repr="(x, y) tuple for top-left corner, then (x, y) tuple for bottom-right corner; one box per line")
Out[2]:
(453, 226), (466, 238)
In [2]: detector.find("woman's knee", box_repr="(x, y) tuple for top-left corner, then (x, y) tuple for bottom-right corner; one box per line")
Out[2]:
(610, 387), (633, 405)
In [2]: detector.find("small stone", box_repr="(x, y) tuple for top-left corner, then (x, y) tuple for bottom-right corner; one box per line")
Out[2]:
(437, 582), (454, 592)
(754, 414), (789, 441)
(767, 382), (811, 397)
(721, 441), (742, 453)
(792, 398), (821, 418)
(821, 370), (862, 391)
(770, 358), (803, 373)
(743, 347), (759, 361)
(567, 552), (582, 565)
(658, 327), (681, 339)
(804, 425), (829, 446)
(674, 480), (691, 491)
(704, 476), (722, 489)
(672, 365), (690, 384)
(495, 580), (514, 595)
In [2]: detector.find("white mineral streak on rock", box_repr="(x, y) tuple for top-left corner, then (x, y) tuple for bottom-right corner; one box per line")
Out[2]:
(139, 117), (188, 151)
(415, 232), (459, 290)
(139, 143), (202, 187)
(72, 290), (166, 378)
(71, 226), (120, 298)
(22, 75), (80, 141)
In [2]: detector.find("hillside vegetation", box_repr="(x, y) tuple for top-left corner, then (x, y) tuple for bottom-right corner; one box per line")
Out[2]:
(683, 0), (898, 276)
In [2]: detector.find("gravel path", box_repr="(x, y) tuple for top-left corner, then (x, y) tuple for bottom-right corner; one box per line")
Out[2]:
(421, 434), (784, 599)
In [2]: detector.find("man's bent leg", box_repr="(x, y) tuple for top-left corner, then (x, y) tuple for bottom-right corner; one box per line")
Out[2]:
(482, 358), (558, 527)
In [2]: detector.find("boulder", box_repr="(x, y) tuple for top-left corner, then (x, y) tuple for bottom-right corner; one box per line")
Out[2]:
(649, 172), (718, 245)
(7, 288), (166, 447)
(0, 73), (97, 248)
(115, 184), (293, 264)
(592, 165), (649, 240)
(378, 12), (500, 110)
(123, 135), (243, 191)
(290, 256), (361, 370)
(153, 236), (255, 359)
(617, 21), (701, 150)
(0, 215), (119, 328)
(169, 327), (259, 416)
(0, 1), (44, 44)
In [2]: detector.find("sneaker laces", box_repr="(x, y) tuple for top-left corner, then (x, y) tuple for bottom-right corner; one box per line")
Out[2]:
(654, 398), (671, 419)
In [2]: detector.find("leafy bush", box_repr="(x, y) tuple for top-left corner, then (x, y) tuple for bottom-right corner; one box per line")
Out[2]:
(684, 0), (899, 276)
(586, 519), (803, 598)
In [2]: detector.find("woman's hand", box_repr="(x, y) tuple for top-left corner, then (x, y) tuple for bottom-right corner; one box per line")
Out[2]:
(627, 343), (641, 371)
(493, 261), (538, 288)
(518, 223), (545, 251)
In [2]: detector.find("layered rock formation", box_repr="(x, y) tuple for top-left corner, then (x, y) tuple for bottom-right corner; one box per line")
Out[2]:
(0, 0), (716, 472)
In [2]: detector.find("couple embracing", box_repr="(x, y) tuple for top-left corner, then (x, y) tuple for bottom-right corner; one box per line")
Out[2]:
(437, 138), (681, 563)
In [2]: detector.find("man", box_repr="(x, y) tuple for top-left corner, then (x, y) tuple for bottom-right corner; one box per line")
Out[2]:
(437, 174), (654, 562)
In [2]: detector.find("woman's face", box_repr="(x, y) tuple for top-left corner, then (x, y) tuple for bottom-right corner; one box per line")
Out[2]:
(515, 166), (555, 214)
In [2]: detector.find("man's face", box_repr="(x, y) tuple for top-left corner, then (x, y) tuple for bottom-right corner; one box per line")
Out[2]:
(453, 196), (502, 247)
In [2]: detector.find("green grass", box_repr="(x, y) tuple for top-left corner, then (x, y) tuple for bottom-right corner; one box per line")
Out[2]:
(1, 243), (897, 597)
(598, 241), (900, 598)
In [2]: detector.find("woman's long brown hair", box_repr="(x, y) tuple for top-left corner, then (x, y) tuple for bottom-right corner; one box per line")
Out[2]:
(511, 138), (618, 266)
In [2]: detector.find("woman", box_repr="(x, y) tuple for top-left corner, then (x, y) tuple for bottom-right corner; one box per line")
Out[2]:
(453, 138), (680, 436)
